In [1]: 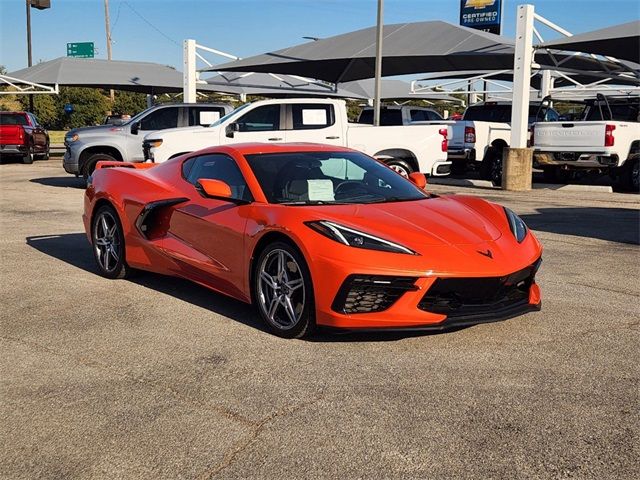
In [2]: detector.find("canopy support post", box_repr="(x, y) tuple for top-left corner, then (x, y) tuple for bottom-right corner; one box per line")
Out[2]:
(183, 39), (197, 103)
(373, 0), (384, 127)
(503, 3), (535, 191)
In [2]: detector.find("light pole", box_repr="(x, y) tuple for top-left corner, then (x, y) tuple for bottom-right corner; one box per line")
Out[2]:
(104, 0), (114, 103)
(25, 0), (50, 113)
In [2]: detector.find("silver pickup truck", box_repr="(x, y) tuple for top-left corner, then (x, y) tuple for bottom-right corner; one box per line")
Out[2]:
(63, 103), (232, 178)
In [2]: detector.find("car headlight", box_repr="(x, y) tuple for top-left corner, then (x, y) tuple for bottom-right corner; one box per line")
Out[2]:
(146, 139), (163, 148)
(65, 133), (79, 143)
(305, 220), (417, 255)
(504, 207), (528, 243)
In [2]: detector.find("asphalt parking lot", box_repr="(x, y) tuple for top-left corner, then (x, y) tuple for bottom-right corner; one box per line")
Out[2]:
(1, 158), (639, 479)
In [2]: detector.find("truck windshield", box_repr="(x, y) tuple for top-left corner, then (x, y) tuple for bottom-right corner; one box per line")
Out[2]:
(0, 113), (28, 126)
(245, 150), (428, 205)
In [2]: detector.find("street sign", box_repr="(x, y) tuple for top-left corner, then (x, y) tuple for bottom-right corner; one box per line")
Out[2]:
(459, 0), (503, 35)
(67, 42), (94, 58)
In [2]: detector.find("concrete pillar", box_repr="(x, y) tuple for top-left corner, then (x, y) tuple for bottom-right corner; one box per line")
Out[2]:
(502, 148), (533, 191)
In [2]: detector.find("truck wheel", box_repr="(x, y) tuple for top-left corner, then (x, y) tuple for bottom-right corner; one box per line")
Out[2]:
(480, 148), (502, 185)
(83, 153), (117, 180)
(22, 143), (34, 164)
(385, 159), (412, 178)
(619, 156), (640, 193)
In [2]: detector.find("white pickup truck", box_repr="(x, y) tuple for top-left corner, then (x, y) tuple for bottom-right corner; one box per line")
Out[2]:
(447, 101), (559, 182)
(533, 95), (639, 191)
(143, 98), (451, 177)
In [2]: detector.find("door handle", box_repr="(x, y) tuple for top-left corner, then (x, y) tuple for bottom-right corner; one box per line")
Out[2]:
(326, 136), (340, 139)
(268, 137), (282, 141)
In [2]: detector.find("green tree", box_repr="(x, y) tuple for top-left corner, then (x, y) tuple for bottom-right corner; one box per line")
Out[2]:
(54, 87), (110, 129)
(112, 91), (148, 116)
(18, 93), (57, 127)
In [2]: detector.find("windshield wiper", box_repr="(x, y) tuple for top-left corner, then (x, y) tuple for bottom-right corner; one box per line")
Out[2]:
(280, 200), (352, 206)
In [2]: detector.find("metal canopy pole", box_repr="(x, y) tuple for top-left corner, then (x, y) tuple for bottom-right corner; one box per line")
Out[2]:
(373, 0), (384, 127)
(503, 4), (535, 191)
(25, 0), (33, 112)
(183, 39), (197, 103)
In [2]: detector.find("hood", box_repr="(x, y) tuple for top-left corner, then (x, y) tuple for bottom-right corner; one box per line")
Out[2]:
(68, 124), (116, 136)
(144, 125), (210, 140)
(300, 196), (502, 249)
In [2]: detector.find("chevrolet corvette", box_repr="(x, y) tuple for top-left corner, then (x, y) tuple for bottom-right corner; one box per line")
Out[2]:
(83, 143), (542, 338)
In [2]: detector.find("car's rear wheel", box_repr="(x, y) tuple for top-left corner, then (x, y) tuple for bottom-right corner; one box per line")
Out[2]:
(84, 153), (117, 180)
(91, 205), (131, 279)
(619, 156), (639, 193)
(253, 241), (315, 339)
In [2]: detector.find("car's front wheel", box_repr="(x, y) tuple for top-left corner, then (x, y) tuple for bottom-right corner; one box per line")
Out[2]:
(253, 241), (315, 339)
(91, 205), (131, 279)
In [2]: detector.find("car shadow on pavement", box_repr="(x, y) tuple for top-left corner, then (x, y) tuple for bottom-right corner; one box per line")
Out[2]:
(521, 207), (640, 245)
(29, 177), (86, 189)
(25, 233), (455, 342)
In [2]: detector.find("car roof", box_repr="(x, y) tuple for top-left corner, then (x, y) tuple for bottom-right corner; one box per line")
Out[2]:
(197, 142), (356, 157)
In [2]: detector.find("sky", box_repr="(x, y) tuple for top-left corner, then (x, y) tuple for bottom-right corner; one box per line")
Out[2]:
(1, 0), (638, 74)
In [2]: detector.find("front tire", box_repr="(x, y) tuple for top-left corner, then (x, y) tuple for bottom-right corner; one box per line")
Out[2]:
(619, 156), (639, 193)
(83, 153), (117, 180)
(253, 241), (315, 339)
(480, 148), (502, 186)
(91, 205), (131, 279)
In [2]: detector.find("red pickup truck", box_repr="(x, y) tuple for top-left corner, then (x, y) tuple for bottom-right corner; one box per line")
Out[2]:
(0, 112), (50, 164)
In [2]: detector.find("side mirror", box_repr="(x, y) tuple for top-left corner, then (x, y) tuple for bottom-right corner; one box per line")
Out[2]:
(196, 178), (233, 200)
(409, 172), (427, 189)
(130, 121), (140, 135)
(225, 122), (239, 138)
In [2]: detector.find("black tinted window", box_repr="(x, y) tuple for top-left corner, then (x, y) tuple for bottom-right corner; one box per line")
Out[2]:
(291, 104), (334, 130)
(463, 105), (512, 122)
(237, 105), (280, 132)
(584, 101), (640, 122)
(357, 109), (404, 126)
(410, 109), (428, 122)
(183, 154), (251, 201)
(0, 113), (29, 126)
(140, 107), (179, 130)
(189, 106), (227, 126)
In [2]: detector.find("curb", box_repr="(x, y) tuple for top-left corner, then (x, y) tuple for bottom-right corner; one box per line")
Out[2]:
(429, 177), (614, 193)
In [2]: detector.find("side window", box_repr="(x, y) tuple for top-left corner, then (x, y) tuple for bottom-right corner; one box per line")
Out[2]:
(410, 109), (428, 122)
(183, 154), (252, 201)
(189, 106), (225, 126)
(236, 105), (281, 132)
(140, 107), (179, 131)
(291, 104), (335, 130)
(427, 110), (442, 121)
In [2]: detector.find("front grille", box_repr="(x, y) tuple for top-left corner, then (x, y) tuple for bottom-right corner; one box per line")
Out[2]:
(418, 259), (540, 319)
(332, 275), (419, 314)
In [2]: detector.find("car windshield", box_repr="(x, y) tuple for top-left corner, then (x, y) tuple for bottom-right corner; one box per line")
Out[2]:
(209, 103), (251, 127)
(245, 151), (429, 205)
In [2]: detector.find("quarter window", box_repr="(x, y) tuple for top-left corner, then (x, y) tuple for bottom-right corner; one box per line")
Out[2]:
(189, 106), (226, 126)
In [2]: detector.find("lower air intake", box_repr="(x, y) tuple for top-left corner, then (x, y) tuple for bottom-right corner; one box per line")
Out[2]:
(332, 275), (419, 314)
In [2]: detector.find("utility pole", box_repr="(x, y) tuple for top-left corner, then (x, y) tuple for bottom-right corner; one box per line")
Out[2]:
(25, 0), (33, 112)
(373, 0), (384, 127)
(104, 0), (114, 103)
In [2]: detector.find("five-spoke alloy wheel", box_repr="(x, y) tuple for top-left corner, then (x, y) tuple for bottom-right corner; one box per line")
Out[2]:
(91, 205), (130, 279)
(254, 242), (314, 338)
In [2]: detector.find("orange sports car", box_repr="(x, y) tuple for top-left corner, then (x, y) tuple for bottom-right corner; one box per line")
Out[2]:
(83, 143), (542, 338)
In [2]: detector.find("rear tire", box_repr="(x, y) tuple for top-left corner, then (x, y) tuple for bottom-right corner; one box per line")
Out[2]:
(619, 156), (639, 193)
(252, 241), (315, 339)
(83, 153), (117, 180)
(480, 148), (502, 185)
(91, 205), (131, 279)
(385, 159), (413, 178)
(22, 143), (34, 164)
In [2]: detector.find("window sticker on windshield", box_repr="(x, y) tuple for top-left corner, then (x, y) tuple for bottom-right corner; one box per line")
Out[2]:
(199, 111), (220, 125)
(307, 179), (335, 201)
(302, 109), (327, 125)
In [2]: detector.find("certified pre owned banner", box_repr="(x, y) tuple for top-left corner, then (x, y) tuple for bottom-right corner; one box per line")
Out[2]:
(460, 0), (503, 35)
